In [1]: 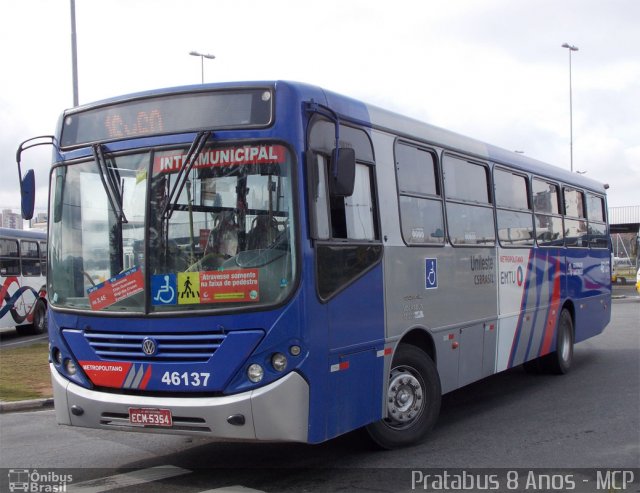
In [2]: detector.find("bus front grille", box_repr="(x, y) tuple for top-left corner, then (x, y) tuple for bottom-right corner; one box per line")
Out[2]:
(83, 330), (226, 363)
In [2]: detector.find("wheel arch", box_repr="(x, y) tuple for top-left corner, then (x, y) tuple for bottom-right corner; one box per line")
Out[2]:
(561, 299), (576, 337)
(397, 327), (436, 364)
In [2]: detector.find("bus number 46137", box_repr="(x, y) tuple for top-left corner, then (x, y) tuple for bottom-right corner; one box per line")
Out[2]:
(161, 371), (210, 387)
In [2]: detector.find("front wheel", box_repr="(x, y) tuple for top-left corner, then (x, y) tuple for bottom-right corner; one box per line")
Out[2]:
(366, 344), (441, 449)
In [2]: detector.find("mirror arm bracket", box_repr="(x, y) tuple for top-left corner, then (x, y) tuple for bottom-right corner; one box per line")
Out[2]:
(304, 101), (342, 179)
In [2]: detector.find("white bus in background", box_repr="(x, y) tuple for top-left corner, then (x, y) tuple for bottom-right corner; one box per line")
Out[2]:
(0, 227), (47, 334)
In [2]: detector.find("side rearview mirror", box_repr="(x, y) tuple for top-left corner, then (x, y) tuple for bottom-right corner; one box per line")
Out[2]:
(20, 169), (36, 220)
(16, 135), (56, 221)
(329, 147), (356, 197)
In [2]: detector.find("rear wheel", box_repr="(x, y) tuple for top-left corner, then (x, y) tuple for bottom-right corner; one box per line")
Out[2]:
(366, 344), (441, 449)
(543, 308), (574, 374)
(31, 299), (48, 334)
(16, 299), (47, 336)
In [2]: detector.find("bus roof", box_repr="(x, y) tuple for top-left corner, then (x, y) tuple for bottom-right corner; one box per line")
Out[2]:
(59, 80), (608, 196)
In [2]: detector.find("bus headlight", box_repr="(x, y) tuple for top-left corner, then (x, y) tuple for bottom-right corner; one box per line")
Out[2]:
(271, 353), (287, 372)
(64, 359), (77, 376)
(247, 364), (264, 383)
(52, 348), (63, 366)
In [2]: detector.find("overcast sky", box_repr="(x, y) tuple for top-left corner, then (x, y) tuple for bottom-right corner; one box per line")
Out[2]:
(1, 0), (638, 215)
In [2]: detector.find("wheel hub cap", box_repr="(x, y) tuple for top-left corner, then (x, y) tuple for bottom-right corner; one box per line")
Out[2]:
(387, 368), (424, 424)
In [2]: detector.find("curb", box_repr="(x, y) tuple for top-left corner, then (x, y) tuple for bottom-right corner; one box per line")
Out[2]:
(0, 398), (54, 413)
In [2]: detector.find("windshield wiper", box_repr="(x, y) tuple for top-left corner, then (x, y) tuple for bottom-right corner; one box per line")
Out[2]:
(93, 144), (128, 224)
(162, 131), (212, 221)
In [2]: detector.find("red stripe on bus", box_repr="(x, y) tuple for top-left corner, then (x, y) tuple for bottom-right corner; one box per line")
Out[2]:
(540, 255), (562, 356)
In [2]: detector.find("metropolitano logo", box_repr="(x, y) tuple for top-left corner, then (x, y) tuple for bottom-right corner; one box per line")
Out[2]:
(7, 469), (73, 492)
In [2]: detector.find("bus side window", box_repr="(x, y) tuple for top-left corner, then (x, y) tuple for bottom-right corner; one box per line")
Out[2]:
(307, 118), (381, 300)
(329, 161), (376, 240)
(20, 240), (41, 276)
(532, 178), (564, 247)
(395, 141), (444, 245)
(39, 241), (47, 276)
(586, 194), (608, 248)
(0, 239), (20, 276)
(494, 168), (534, 247)
(443, 154), (495, 246)
(563, 187), (588, 247)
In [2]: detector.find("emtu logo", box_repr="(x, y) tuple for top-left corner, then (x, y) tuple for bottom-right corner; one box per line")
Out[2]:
(516, 265), (524, 287)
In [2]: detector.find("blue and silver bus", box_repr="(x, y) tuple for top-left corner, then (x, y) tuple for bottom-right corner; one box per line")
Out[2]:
(16, 81), (611, 448)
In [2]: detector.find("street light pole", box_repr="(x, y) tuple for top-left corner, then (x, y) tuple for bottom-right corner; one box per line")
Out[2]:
(189, 51), (216, 84)
(70, 0), (79, 106)
(561, 42), (578, 172)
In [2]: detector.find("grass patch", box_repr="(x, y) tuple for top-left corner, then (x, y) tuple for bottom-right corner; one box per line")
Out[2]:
(0, 342), (52, 402)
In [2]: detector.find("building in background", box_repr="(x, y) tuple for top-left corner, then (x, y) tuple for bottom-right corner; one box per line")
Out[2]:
(0, 209), (23, 230)
(29, 212), (48, 231)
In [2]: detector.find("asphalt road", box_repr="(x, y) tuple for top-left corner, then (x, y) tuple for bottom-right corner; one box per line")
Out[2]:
(0, 298), (638, 493)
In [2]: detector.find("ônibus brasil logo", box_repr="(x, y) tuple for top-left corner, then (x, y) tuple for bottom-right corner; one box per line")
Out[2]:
(7, 469), (73, 492)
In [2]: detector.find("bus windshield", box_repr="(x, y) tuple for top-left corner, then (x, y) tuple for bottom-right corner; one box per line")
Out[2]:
(48, 143), (296, 313)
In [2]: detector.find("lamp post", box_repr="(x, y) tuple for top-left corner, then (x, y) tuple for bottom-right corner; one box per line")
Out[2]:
(70, 0), (79, 106)
(561, 42), (578, 172)
(189, 51), (216, 84)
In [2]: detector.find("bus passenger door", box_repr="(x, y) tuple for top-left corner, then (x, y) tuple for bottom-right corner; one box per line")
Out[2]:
(307, 123), (385, 439)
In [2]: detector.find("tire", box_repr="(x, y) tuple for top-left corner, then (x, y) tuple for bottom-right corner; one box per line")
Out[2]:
(366, 344), (441, 449)
(31, 299), (48, 334)
(543, 308), (574, 374)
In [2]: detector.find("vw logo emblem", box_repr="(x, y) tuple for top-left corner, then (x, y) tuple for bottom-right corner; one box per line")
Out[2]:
(142, 337), (157, 356)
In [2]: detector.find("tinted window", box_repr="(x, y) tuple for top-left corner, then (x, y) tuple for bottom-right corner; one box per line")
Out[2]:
(587, 194), (605, 222)
(446, 203), (495, 245)
(20, 240), (41, 276)
(443, 155), (490, 203)
(395, 142), (444, 246)
(399, 196), (445, 244)
(565, 218), (588, 247)
(535, 214), (564, 246)
(588, 222), (608, 248)
(564, 188), (585, 218)
(532, 179), (560, 214)
(40, 241), (47, 276)
(396, 143), (438, 196)
(497, 210), (534, 246)
(317, 245), (382, 299)
(495, 169), (529, 210)
(0, 239), (20, 276)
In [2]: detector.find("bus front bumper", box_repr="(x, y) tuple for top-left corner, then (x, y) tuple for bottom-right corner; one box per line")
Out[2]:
(51, 364), (309, 442)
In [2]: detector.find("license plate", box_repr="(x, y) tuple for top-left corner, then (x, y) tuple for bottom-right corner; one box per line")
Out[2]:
(128, 407), (173, 427)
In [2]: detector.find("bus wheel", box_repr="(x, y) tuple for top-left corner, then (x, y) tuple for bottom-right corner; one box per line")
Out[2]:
(544, 308), (574, 374)
(31, 300), (48, 334)
(366, 344), (441, 449)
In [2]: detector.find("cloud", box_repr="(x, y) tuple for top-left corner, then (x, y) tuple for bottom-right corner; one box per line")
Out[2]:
(1, 0), (638, 214)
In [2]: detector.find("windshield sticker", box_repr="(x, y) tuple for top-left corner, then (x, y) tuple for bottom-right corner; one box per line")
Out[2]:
(153, 144), (286, 174)
(177, 272), (201, 305)
(174, 269), (260, 305)
(151, 274), (177, 305)
(87, 266), (144, 310)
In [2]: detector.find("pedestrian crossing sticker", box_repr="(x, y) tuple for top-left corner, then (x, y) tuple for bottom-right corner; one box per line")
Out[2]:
(177, 272), (200, 304)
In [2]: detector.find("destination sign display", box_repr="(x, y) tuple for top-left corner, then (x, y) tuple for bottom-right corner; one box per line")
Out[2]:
(60, 88), (273, 148)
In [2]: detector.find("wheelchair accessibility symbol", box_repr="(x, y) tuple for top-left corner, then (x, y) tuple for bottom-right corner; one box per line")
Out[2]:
(151, 274), (177, 305)
(425, 258), (438, 290)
